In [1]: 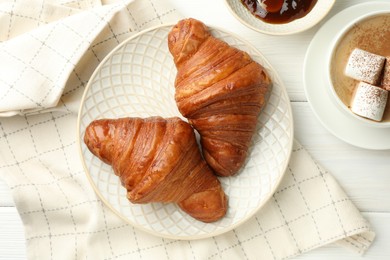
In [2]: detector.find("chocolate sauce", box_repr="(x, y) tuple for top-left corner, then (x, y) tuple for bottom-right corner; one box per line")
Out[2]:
(241, 0), (318, 24)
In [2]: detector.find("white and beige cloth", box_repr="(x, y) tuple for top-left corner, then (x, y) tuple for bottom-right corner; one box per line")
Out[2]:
(0, 0), (375, 259)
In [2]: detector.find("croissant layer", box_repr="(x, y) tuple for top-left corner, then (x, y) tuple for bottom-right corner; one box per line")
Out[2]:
(168, 18), (272, 176)
(84, 116), (227, 222)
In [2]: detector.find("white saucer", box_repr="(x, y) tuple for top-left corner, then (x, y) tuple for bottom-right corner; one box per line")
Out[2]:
(303, 2), (390, 150)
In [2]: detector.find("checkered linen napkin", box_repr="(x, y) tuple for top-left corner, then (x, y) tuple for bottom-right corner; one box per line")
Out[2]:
(0, 0), (375, 259)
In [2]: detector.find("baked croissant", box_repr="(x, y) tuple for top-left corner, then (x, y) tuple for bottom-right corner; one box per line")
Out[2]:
(84, 116), (227, 222)
(168, 18), (272, 177)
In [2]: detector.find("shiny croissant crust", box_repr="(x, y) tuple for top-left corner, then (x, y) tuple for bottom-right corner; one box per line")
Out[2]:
(168, 18), (272, 177)
(84, 116), (227, 223)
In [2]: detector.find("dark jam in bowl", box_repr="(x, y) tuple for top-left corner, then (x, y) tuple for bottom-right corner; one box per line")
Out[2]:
(240, 0), (318, 24)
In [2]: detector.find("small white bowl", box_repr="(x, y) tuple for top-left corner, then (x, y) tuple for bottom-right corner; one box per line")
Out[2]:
(224, 0), (335, 35)
(326, 10), (390, 128)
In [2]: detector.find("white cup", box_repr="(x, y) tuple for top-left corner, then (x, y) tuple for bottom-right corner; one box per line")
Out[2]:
(326, 10), (390, 128)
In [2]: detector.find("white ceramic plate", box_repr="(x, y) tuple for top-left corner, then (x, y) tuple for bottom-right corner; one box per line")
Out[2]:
(224, 0), (335, 35)
(304, 2), (390, 150)
(77, 24), (293, 239)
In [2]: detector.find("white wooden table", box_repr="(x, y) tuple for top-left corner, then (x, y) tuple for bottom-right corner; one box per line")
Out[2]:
(1, 0), (389, 259)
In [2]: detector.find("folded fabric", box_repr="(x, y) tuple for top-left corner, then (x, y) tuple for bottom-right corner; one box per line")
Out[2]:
(0, 0), (178, 115)
(0, 0), (375, 259)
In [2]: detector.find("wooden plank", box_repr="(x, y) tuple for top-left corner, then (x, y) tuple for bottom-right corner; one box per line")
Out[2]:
(0, 207), (26, 260)
(0, 179), (14, 207)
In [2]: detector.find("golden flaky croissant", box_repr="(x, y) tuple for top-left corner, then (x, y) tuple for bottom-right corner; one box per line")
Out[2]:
(168, 18), (272, 177)
(84, 116), (227, 222)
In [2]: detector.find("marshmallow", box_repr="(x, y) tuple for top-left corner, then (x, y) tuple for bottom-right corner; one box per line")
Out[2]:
(381, 57), (390, 91)
(345, 48), (385, 85)
(351, 82), (388, 121)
